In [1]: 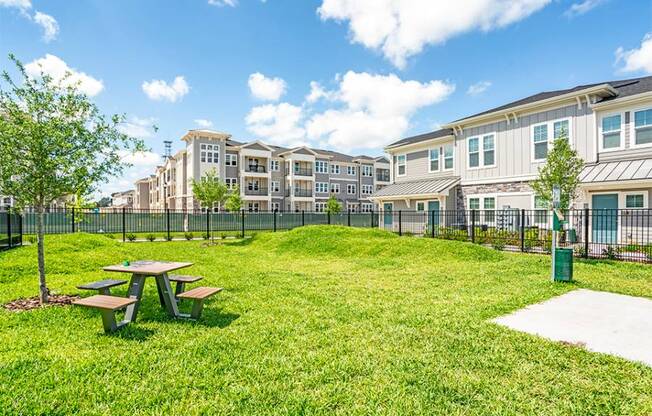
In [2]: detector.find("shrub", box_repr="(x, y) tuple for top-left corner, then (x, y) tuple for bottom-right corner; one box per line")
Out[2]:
(146, 234), (156, 242)
(27, 235), (37, 244)
(574, 245), (587, 258)
(202, 233), (210, 240)
(126, 233), (137, 242)
(523, 239), (535, 252)
(165, 234), (173, 241)
(220, 233), (227, 240)
(103, 233), (115, 239)
(402, 231), (413, 237)
(184, 232), (194, 241)
(602, 245), (618, 260)
(491, 239), (505, 251)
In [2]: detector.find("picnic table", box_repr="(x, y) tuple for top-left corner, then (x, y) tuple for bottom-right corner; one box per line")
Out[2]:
(103, 260), (193, 321)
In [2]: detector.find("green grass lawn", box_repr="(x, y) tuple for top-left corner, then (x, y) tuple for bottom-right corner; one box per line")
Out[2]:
(1, 226), (651, 415)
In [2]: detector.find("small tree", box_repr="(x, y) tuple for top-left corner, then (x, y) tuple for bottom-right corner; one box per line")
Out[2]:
(0, 54), (144, 303)
(191, 169), (227, 242)
(531, 129), (584, 210)
(224, 185), (243, 212)
(325, 194), (342, 214)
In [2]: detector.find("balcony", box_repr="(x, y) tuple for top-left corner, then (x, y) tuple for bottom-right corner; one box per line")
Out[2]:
(244, 187), (268, 196)
(245, 165), (266, 173)
(293, 168), (313, 177)
(294, 189), (313, 197)
(376, 173), (390, 182)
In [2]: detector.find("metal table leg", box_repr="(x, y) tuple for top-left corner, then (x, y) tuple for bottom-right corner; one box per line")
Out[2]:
(123, 273), (146, 323)
(155, 273), (180, 317)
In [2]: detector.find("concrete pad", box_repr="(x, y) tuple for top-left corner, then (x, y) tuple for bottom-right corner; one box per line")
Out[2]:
(493, 289), (652, 367)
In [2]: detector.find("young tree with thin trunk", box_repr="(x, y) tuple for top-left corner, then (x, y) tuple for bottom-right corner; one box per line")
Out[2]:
(0, 54), (144, 304)
(224, 185), (243, 212)
(191, 168), (228, 243)
(325, 194), (342, 214)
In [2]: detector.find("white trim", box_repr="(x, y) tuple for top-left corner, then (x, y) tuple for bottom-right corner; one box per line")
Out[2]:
(622, 191), (648, 209)
(597, 111), (625, 152)
(461, 174), (537, 185)
(530, 117), (573, 162)
(396, 154), (407, 177)
(385, 134), (455, 152)
(591, 90), (652, 111)
(629, 105), (652, 150)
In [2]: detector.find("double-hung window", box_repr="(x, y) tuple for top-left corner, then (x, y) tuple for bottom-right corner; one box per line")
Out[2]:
(362, 165), (373, 177)
(315, 161), (328, 173)
(347, 184), (356, 195)
(361, 203), (373, 213)
(468, 138), (480, 168)
(330, 164), (340, 175)
(483, 197), (496, 223)
(225, 178), (237, 189)
(429, 148), (440, 172)
(468, 135), (493, 167)
(347, 166), (356, 176)
(469, 197), (480, 222)
(553, 120), (570, 143)
(482, 135), (495, 166)
(625, 193), (645, 209)
(633, 108), (652, 147)
(534, 195), (549, 224)
(397, 155), (406, 176)
(330, 183), (340, 194)
(225, 154), (237, 166)
(271, 181), (280, 193)
(315, 182), (329, 194)
(533, 118), (571, 161)
(315, 202), (326, 212)
(533, 124), (549, 160)
(443, 144), (454, 170)
(361, 184), (373, 195)
(601, 114), (622, 150)
(270, 160), (280, 172)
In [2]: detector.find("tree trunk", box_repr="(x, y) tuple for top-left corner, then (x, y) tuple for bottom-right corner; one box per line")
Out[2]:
(37, 205), (48, 304)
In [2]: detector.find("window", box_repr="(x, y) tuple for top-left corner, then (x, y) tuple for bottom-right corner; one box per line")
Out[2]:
(347, 184), (356, 195)
(247, 202), (259, 212)
(633, 108), (652, 146)
(397, 155), (406, 176)
(315, 182), (329, 193)
(469, 198), (480, 210)
(468, 138), (480, 168)
(315, 202), (326, 212)
(482, 135), (495, 167)
(271, 202), (281, 212)
(270, 160), (280, 171)
(553, 120), (570, 142)
(330, 164), (340, 174)
(443, 144), (454, 170)
(416, 202), (425, 211)
(330, 183), (340, 194)
(225, 178), (237, 189)
(533, 124), (548, 160)
(315, 161), (328, 173)
(429, 148), (440, 172)
(200, 143), (219, 164)
(625, 193), (645, 209)
(347, 166), (356, 176)
(601, 114), (622, 150)
(484, 197), (496, 222)
(271, 181), (280, 193)
(247, 180), (259, 191)
(534, 195), (549, 224)
(347, 202), (359, 212)
(225, 154), (237, 166)
(361, 203), (373, 213)
(362, 165), (373, 177)
(361, 184), (373, 195)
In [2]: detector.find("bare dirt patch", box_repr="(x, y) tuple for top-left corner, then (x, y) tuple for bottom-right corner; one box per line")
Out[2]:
(4, 294), (80, 312)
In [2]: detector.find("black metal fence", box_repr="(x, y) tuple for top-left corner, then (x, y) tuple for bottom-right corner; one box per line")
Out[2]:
(0, 211), (22, 251)
(380, 209), (652, 263)
(9, 207), (652, 263)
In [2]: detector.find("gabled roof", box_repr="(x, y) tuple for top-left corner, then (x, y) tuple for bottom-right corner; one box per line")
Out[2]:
(239, 140), (275, 152)
(277, 146), (319, 157)
(386, 128), (454, 150)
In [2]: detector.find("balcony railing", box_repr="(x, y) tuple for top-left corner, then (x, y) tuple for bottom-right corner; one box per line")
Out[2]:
(244, 187), (268, 196)
(376, 174), (390, 182)
(294, 189), (313, 197)
(293, 168), (313, 176)
(245, 165), (266, 173)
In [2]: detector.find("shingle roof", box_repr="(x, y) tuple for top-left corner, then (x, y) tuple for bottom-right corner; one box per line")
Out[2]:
(581, 158), (652, 183)
(371, 177), (460, 198)
(387, 75), (652, 150)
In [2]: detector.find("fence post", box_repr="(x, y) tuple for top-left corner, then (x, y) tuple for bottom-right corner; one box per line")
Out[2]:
(122, 207), (126, 242)
(370, 210), (374, 228)
(431, 210), (435, 238)
(471, 209), (476, 243)
(71, 207), (75, 233)
(398, 210), (402, 236)
(348, 209), (351, 227)
(327, 211), (331, 225)
(583, 207), (590, 258)
(520, 209), (525, 252)
(18, 214), (23, 246)
(166, 208), (171, 241)
(206, 209), (210, 239)
(273, 209), (277, 232)
(241, 209), (245, 238)
(7, 211), (11, 248)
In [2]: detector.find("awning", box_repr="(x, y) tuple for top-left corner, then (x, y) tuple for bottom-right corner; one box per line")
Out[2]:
(581, 159), (652, 184)
(370, 177), (460, 200)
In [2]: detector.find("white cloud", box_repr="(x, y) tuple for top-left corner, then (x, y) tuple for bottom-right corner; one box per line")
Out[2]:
(194, 119), (214, 128)
(25, 54), (104, 96)
(318, 0), (552, 68)
(142, 76), (189, 102)
(118, 116), (157, 139)
(248, 72), (287, 101)
(245, 103), (306, 146)
(0, 0), (31, 10)
(245, 71), (454, 151)
(208, 0), (237, 6)
(467, 81), (492, 96)
(99, 150), (162, 197)
(564, 0), (605, 18)
(33, 11), (58, 42)
(616, 33), (652, 75)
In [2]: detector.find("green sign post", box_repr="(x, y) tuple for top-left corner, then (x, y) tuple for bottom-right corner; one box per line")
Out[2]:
(551, 185), (573, 282)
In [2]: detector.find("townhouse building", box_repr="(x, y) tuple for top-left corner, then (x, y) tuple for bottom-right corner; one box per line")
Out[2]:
(110, 190), (134, 209)
(137, 129), (391, 212)
(371, 75), (652, 243)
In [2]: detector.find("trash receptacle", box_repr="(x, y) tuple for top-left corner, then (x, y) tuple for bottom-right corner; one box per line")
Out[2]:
(554, 248), (573, 282)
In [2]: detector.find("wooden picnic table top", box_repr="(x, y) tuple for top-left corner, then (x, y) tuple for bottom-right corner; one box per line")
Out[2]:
(103, 260), (193, 276)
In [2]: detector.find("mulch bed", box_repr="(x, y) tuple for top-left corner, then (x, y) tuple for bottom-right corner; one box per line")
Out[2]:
(3, 294), (80, 312)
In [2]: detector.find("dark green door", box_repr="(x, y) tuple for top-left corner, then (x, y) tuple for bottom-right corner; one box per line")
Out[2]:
(428, 200), (440, 227)
(592, 194), (618, 244)
(383, 203), (393, 228)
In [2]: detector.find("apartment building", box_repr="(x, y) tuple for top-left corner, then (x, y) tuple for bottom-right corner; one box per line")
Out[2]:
(138, 129), (391, 212)
(110, 190), (134, 208)
(371, 75), (652, 242)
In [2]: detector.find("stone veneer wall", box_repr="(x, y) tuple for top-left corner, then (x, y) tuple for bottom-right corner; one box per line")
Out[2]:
(455, 181), (533, 210)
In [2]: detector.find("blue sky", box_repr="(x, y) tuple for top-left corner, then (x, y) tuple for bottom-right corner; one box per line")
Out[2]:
(1, 0), (652, 195)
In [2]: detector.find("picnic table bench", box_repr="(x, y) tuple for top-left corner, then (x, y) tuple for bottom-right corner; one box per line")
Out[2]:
(73, 295), (137, 333)
(77, 279), (127, 295)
